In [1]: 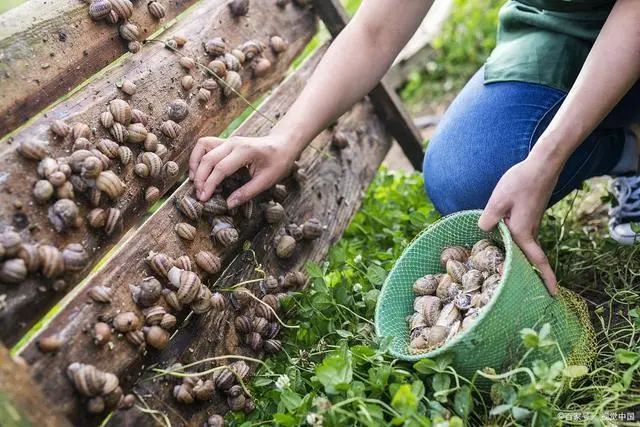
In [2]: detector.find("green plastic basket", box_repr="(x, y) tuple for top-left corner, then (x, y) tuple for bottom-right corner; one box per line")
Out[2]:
(374, 210), (595, 378)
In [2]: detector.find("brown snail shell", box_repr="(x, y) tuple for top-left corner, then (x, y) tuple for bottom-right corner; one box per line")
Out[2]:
(173, 383), (195, 404)
(271, 184), (287, 202)
(0, 258), (27, 284)
(254, 302), (273, 321)
(469, 246), (505, 274)
(228, 394), (246, 411)
(228, 0), (249, 16)
(50, 119), (70, 137)
(231, 48), (245, 64)
(408, 312), (427, 332)
(275, 235), (296, 259)
(251, 58), (272, 78)
(134, 163), (150, 178)
(240, 199), (254, 219)
(119, 79), (137, 96)
(436, 302), (461, 328)
(110, 99), (132, 125)
(109, 0), (133, 19)
(72, 122), (92, 140)
(93, 322), (112, 345)
(142, 152), (162, 178)
(202, 78), (219, 91)
(211, 220), (239, 247)
(88, 285), (113, 303)
(301, 217), (323, 240)
(38, 334), (62, 353)
(265, 201), (285, 224)
(210, 292), (226, 311)
(168, 267), (202, 304)
(270, 35), (288, 54)
(81, 156), (103, 178)
(144, 325), (170, 349)
(33, 180), (54, 203)
(175, 195), (203, 221)
(141, 187), (160, 206)
(262, 276), (279, 294)
(413, 295), (441, 325)
(17, 140), (48, 161)
(146, 251), (175, 278)
(37, 157), (58, 177)
(174, 35), (189, 47)
(118, 394), (136, 410)
(264, 339), (282, 354)
(262, 294), (280, 313)
(97, 171), (126, 200)
(128, 40), (141, 53)
(194, 251), (221, 275)
(422, 325), (449, 348)
(125, 330), (145, 348)
(264, 322), (280, 340)
(223, 71), (242, 97)
(179, 56), (196, 70)
(204, 37), (226, 57)
(130, 277), (162, 307)
(18, 244), (40, 273)
(282, 270), (306, 289)
(240, 40), (263, 60)
(197, 88), (212, 103)
(68, 150), (93, 173)
(131, 108), (149, 126)
(126, 123), (147, 143)
(89, 0), (112, 20)
(160, 120), (182, 139)
(55, 181), (75, 200)
(181, 75), (194, 91)
(47, 170), (67, 187)
(67, 363), (106, 397)
(285, 223), (303, 241)
(106, 10), (118, 24)
(253, 316), (269, 336)
(461, 310), (480, 332)
(160, 313), (177, 329)
(246, 332), (262, 351)
(100, 111), (114, 129)
(440, 246), (470, 268)
(147, 0), (166, 18)
(105, 208), (123, 236)
(116, 146), (132, 166)
(293, 166), (308, 184)
(193, 379), (215, 401)
(471, 239), (494, 256)
(163, 161), (179, 179)
(163, 289), (183, 312)
(223, 53), (241, 72)
(203, 194), (228, 215)
(461, 269), (484, 293)
(87, 208), (107, 229)
(113, 311), (141, 333)
(174, 255), (193, 271)
(38, 245), (64, 278)
(109, 122), (128, 143)
(231, 361), (250, 381)
(234, 315), (252, 334)
(413, 274), (440, 296)
(446, 259), (468, 283)
(482, 273), (502, 295)
(62, 243), (88, 272)
(167, 99), (189, 122)
(191, 285), (213, 314)
(119, 22), (139, 41)
(230, 286), (252, 309)
(214, 368), (235, 390)
(96, 139), (119, 159)
(0, 231), (21, 257)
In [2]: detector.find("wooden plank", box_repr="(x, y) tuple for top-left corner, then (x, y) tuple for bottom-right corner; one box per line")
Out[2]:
(105, 84), (393, 427)
(16, 44), (331, 427)
(0, 1), (316, 345)
(0, 343), (72, 427)
(0, 0), (200, 137)
(311, 0), (425, 171)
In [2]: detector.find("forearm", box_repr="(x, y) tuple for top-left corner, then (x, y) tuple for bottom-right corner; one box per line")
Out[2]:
(270, 0), (431, 156)
(530, 0), (640, 168)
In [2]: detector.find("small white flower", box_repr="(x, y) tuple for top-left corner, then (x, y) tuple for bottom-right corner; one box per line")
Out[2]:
(306, 413), (324, 426)
(354, 254), (362, 263)
(275, 374), (290, 390)
(313, 396), (331, 412)
(352, 283), (362, 293)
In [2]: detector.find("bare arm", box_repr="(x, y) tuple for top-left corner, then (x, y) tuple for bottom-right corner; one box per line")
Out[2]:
(479, 0), (640, 293)
(190, 0), (432, 205)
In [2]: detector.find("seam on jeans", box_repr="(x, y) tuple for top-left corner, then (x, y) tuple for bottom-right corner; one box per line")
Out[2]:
(551, 137), (599, 196)
(527, 93), (568, 153)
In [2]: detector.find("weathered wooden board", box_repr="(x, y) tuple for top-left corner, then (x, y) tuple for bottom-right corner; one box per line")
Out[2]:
(0, 1), (316, 345)
(0, 343), (72, 427)
(0, 0), (200, 136)
(16, 44), (330, 427)
(105, 90), (393, 427)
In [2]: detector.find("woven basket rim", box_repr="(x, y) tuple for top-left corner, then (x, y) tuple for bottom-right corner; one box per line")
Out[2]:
(374, 209), (515, 361)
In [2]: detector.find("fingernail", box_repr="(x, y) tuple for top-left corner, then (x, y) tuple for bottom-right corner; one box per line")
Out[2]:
(227, 197), (239, 209)
(188, 172), (193, 180)
(197, 190), (203, 200)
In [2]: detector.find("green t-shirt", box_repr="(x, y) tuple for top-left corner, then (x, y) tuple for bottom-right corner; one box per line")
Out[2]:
(484, 0), (615, 92)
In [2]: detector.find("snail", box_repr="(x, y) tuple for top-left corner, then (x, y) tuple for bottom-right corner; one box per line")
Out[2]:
(141, 152), (162, 178)
(93, 322), (112, 345)
(413, 274), (440, 296)
(119, 23), (139, 41)
(174, 255), (193, 271)
(203, 194), (228, 216)
(207, 414), (226, 426)
(192, 380), (215, 401)
(56, 181), (75, 200)
(62, 243), (88, 272)
(301, 217), (323, 240)
(106, 10), (118, 24)
(47, 170), (67, 187)
(270, 35), (288, 54)
(265, 201), (285, 223)
(275, 235), (296, 259)
(50, 120), (70, 138)
(167, 99), (189, 122)
(331, 130), (349, 149)
(118, 394), (136, 410)
(453, 293), (472, 311)
(461, 269), (484, 293)
(163, 289), (183, 312)
(144, 326), (169, 349)
(129, 109), (148, 126)
(469, 246), (505, 274)
(68, 150), (93, 172)
(118, 79), (137, 95)
(223, 71), (242, 97)
(134, 163), (150, 178)
(117, 146), (133, 166)
(285, 223), (303, 241)
(210, 292), (226, 311)
(163, 161), (179, 179)
(210, 219), (239, 247)
(110, 0), (133, 19)
(191, 286), (213, 314)
(262, 276), (279, 294)
(89, 0), (112, 20)
(282, 270), (307, 289)
(33, 180), (54, 203)
(110, 99), (132, 125)
(105, 208), (123, 236)
(271, 184), (287, 202)
(96, 139), (119, 159)
(72, 123), (92, 140)
(482, 274), (502, 295)
(37, 157), (59, 177)
(262, 295), (280, 314)
(156, 143), (168, 159)
(143, 306), (166, 326)
(175, 195), (203, 221)
(197, 88), (212, 103)
(241, 199), (254, 219)
(113, 312), (141, 333)
(18, 244), (40, 273)
(231, 48), (246, 64)
(173, 34), (188, 46)
(440, 245), (470, 268)
(446, 259), (467, 283)
(202, 78), (219, 91)
(100, 111), (114, 129)
(173, 381), (195, 404)
(130, 277), (162, 307)
(0, 258), (27, 284)
(81, 156), (103, 178)
(88, 284), (113, 303)
(436, 302), (461, 328)
(38, 245), (65, 278)
(471, 239), (494, 256)
(17, 140), (48, 161)
(293, 166), (308, 184)
(240, 40), (263, 60)
(264, 339), (283, 354)
(208, 60), (227, 78)
(144, 133), (159, 152)
(126, 123), (147, 143)
(38, 334), (62, 353)
(67, 363), (107, 396)
(204, 37), (226, 57)
(109, 122), (128, 143)
(160, 313), (177, 329)
(179, 56), (196, 70)
(223, 53), (241, 72)
(96, 171), (126, 200)
(413, 295), (441, 326)
(194, 251), (221, 275)
(251, 58), (272, 78)
(230, 287), (252, 309)
(228, 0), (249, 16)
(87, 209), (107, 229)
(146, 251), (175, 278)
(181, 75), (194, 91)
(128, 41), (141, 53)
(168, 267), (202, 304)
(161, 120), (182, 139)
(264, 322), (280, 340)
(234, 315), (252, 334)
(87, 396), (105, 414)
(254, 302), (273, 321)
(0, 231), (21, 257)
(253, 317), (269, 336)
(148, 0), (166, 18)
(125, 330), (146, 348)
(228, 393), (246, 411)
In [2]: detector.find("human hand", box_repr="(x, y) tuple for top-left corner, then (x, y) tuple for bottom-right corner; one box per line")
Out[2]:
(478, 156), (560, 295)
(189, 135), (298, 208)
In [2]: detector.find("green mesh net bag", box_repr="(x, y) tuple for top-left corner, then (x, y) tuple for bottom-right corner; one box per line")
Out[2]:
(374, 210), (596, 379)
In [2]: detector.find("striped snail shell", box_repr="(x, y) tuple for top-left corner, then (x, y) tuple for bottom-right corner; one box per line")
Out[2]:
(210, 292), (226, 311)
(102, 372), (120, 396)
(461, 269), (484, 293)
(0, 258), (27, 284)
(17, 140), (48, 161)
(50, 120), (70, 137)
(469, 246), (505, 275)
(119, 22), (139, 42)
(262, 294), (280, 311)
(241, 199), (254, 219)
(223, 71), (242, 97)
(167, 99), (189, 122)
(93, 322), (112, 345)
(482, 273), (502, 295)
(143, 187), (160, 205)
(87, 208), (107, 229)
(174, 255), (193, 271)
(175, 195), (203, 221)
(96, 139), (120, 159)
(253, 316), (269, 336)
(264, 339), (282, 354)
(109, 99), (132, 125)
(100, 111), (114, 129)
(228, 0), (249, 16)
(73, 137), (92, 151)
(275, 235), (296, 259)
(223, 53), (241, 72)
(251, 58), (272, 78)
(301, 217), (322, 240)
(48, 199), (79, 233)
(62, 243), (88, 272)
(109, 0), (133, 19)
(142, 152), (162, 178)
(110, 122), (128, 143)
(18, 244), (40, 273)
(0, 231), (22, 257)
(147, 0), (166, 18)
(160, 120), (182, 139)
(37, 157), (59, 177)
(146, 251), (175, 278)
(270, 35), (288, 54)
(194, 250), (221, 275)
(89, 0), (112, 20)
(144, 325), (170, 349)
(207, 59), (227, 78)
(162, 289), (183, 312)
(414, 295), (441, 325)
(453, 293), (472, 311)
(134, 163), (149, 178)
(436, 302), (461, 328)
(113, 311), (141, 333)
(435, 274), (453, 300)
(72, 122), (92, 140)
(181, 75), (194, 91)
(234, 315), (252, 334)
(197, 88), (211, 103)
(125, 330), (145, 348)
(175, 222), (196, 241)
(131, 108), (149, 126)
(271, 184), (287, 202)
(90, 148), (113, 170)
(162, 161), (179, 179)
(282, 270), (306, 289)
(81, 156), (103, 178)
(167, 267), (202, 304)
(440, 246), (470, 268)
(106, 10), (118, 24)
(127, 123), (148, 143)
(193, 379), (215, 401)
(204, 37), (226, 57)
(446, 259), (468, 283)
(254, 302), (273, 321)
(240, 40), (263, 60)
(246, 331), (262, 351)
(471, 239), (494, 256)
(230, 48), (245, 64)
(264, 322), (281, 341)
(88, 284), (113, 303)
(262, 276), (279, 294)
(117, 146), (132, 165)
(130, 277), (162, 307)
(68, 150), (92, 173)
(413, 274), (440, 296)
(230, 360), (250, 381)
(203, 194), (228, 216)
(191, 285), (212, 314)
(211, 220), (239, 247)
(265, 201), (284, 224)
(230, 286), (251, 309)
(202, 78), (218, 91)
(160, 313), (177, 329)
(67, 363), (106, 396)
(97, 170), (126, 199)
(179, 56), (196, 70)
(105, 208), (123, 236)
(173, 382), (195, 404)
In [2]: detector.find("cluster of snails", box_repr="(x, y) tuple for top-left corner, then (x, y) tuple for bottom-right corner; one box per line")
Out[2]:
(0, 228), (87, 287)
(273, 214), (323, 259)
(407, 239), (505, 354)
(66, 362), (135, 414)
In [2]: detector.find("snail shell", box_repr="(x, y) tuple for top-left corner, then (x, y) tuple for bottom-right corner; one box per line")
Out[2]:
(264, 339), (282, 354)
(275, 0), (289, 6)
(87, 208), (107, 229)
(119, 79), (137, 96)
(228, 394), (246, 411)
(234, 315), (252, 334)
(118, 394), (136, 410)
(167, 267), (202, 304)
(265, 201), (285, 224)
(197, 88), (212, 103)
(264, 322), (280, 340)
(110, 122), (128, 143)
(211, 220), (239, 247)
(240, 199), (254, 219)
(203, 194), (228, 216)
(48, 199), (79, 233)
(82, 156), (103, 178)
(262, 294), (280, 312)
(173, 383), (195, 404)
(47, 171), (67, 187)
(50, 120), (70, 138)
(202, 78), (218, 92)
(119, 22), (139, 41)
(301, 217), (323, 240)
(62, 243), (88, 272)
(293, 167), (308, 184)
(147, 0), (166, 18)
(453, 293), (472, 311)
(253, 316), (269, 336)
(193, 379), (215, 401)
(93, 322), (112, 345)
(251, 58), (272, 78)
(469, 246), (505, 275)
(179, 56), (196, 70)
(270, 35), (288, 54)
(113, 311), (141, 333)
(146, 251), (175, 278)
(67, 363), (106, 396)
(413, 274), (440, 296)
(262, 276), (279, 294)
(109, 0), (133, 19)
(214, 367), (234, 391)
(246, 331), (262, 351)
(37, 157), (59, 177)
(285, 223), (303, 242)
(109, 99), (132, 125)
(460, 310), (480, 332)
(223, 71), (242, 97)
(204, 37), (226, 57)
(181, 75), (194, 91)
(0, 258), (27, 284)
(96, 139), (120, 159)
(116, 146), (132, 166)
(68, 150), (92, 173)
(162, 161), (179, 179)
(144, 133), (159, 152)
(56, 181), (75, 200)
(134, 163), (149, 178)
(160, 120), (182, 139)
(173, 35), (189, 47)
(125, 330), (145, 348)
(210, 292), (226, 311)
(275, 235), (296, 259)
(422, 325), (449, 348)
(162, 289), (183, 312)
(254, 302), (273, 321)
(89, 0), (112, 20)
(413, 295), (441, 325)
(231, 48), (245, 64)
(175, 195), (203, 221)
(282, 270), (306, 289)
(106, 9), (118, 24)
(408, 312), (427, 332)
(72, 122), (92, 140)
(100, 111), (114, 129)
(97, 170), (126, 199)
(0, 231), (21, 257)
(38, 334), (62, 353)
(144, 325), (170, 349)
(130, 277), (162, 307)
(33, 180), (54, 203)
(223, 53), (241, 72)
(126, 123), (147, 143)
(167, 99), (189, 122)
(105, 208), (123, 236)
(482, 273), (502, 295)
(435, 274), (454, 300)
(38, 245), (64, 278)
(436, 302), (461, 328)
(240, 40), (263, 60)
(175, 222), (196, 241)
(190, 287), (213, 314)
(160, 313), (177, 329)
(140, 152), (161, 177)
(18, 244), (40, 273)
(471, 239), (494, 256)
(208, 59), (227, 78)
(228, 0), (249, 16)
(440, 246), (470, 268)
(194, 251), (221, 275)
(271, 184), (287, 202)
(88, 284), (113, 303)
(174, 255), (193, 271)
(128, 40), (141, 53)
(461, 269), (484, 293)
(446, 259), (467, 283)
(17, 140), (48, 161)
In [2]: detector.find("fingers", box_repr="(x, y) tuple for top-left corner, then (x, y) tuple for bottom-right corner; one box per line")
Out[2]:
(227, 173), (274, 209)
(198, 150), (247, 201)
(189, 137), (224, 180)
(478, 196), (509, 232)
(193, 144), (232, 197)
(512, 233), (558, 296)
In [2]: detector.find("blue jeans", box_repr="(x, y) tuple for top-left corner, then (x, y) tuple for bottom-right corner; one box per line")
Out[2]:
(423, 68), (640, 215)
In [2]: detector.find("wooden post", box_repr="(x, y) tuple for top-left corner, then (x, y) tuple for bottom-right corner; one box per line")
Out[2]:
(0, 343), (72, 427)
(312, 0), (425, 171)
